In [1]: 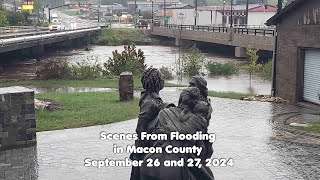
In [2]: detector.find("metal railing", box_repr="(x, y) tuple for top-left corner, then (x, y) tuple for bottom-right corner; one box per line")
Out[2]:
(233, 27), (275, 36)
(155, 24), (275, 37)
(0, 26), (50, 35)
(0, 27), (101, 46)
(157, 24), (228, 33)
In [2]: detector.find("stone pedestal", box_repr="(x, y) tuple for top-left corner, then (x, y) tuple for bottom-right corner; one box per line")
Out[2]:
(119, 72), (134, 101)
(0, 86), (36, 151)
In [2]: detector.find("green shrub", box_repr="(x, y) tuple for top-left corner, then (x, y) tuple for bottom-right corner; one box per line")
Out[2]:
(206, 62), (238, 76)
(259, 60), (272, 80)
(181, 47), (206, 77)
(6, 12), (25, 25)
(104, 45), (146, 75)
(93, 28), (145, 46)
(159, 66), (174, 80)
(69, 60), (103, 80)
(36, 59), (103, 80)
(0, 10), (8, 27)
(36, 60), (72, 80)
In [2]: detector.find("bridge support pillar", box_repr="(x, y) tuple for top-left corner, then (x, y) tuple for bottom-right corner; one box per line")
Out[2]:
(235, 47), (247, 58)
(31, 45), (44, 59)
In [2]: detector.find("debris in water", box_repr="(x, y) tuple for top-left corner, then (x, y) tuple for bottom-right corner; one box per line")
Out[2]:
(240, 95), (292, 104)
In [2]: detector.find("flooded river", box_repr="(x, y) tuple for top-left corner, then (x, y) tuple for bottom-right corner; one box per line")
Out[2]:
(0, 45), (271, 95)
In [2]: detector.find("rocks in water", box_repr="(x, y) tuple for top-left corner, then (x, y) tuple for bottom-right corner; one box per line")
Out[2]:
(34, 99), (59, 111)
(84, 47), (92, 51)
(240, 95), (292, 104)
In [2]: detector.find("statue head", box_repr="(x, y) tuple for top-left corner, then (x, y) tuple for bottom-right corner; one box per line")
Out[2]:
(178, 87), (201, 110)
(189, 76), (208, 99)
(141, 67), (164, 93)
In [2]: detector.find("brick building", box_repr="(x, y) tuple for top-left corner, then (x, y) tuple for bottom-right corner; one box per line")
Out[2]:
(267, 0), (320, 104)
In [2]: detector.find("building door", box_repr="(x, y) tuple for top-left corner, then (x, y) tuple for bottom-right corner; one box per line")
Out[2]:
(304, 50), (320, 104)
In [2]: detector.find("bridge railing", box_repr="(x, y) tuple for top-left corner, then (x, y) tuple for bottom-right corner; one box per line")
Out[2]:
(154, 24), (275, 37)
(0, 27), (101, 46)
(233, 27), (275, 37)
(0, 26), (50, 35)
(158, 24), (228, 33)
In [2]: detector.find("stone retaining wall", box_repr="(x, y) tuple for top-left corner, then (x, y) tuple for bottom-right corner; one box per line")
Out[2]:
(0, 86), (36, 151)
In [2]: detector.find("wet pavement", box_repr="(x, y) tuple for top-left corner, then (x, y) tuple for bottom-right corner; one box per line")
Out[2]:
(1, 89), (320, 180)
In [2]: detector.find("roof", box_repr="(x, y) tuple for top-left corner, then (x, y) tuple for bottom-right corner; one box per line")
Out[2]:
(127, 0), (181, 5)
(166, 4), (194, 9)
(217, 4), (276, 12)
(266, 0), (305, 25)
(155, 9), (173, 17)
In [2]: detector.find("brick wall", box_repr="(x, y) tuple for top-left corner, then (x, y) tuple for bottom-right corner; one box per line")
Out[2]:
(0, 87), (36, 150)
(272, 0), (320, 102)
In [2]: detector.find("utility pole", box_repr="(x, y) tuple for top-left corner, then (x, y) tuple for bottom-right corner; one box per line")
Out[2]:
(152, 1), (154, 20)
(98, 9), (100, 22)
(194, 0), (198, 25)
(134, 0), (137, 27)
(230, 0), (233, 27)
(277, 0), (283, 13)
(222, 0), (225, 26)
(164, 0), (166, 24)
(245, 0), (249, 27)
(14, 0), (16, 12)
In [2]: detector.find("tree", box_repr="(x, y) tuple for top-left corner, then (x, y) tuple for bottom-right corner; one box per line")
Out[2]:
(245, 47), (262, 82)
(104, 45), (146, 75)
(181, 46), (206, 77)
(6, 12), (26, 25)
(0, 10), (8, 27)
(141, 11), (152, 19)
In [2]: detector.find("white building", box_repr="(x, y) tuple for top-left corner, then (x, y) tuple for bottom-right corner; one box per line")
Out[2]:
(169, 6), (223, 26)
(219, 4), (277, 27)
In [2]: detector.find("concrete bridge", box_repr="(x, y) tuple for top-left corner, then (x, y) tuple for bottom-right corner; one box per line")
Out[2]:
(151, 24), (275, 56)
(0, 27), (101, 57)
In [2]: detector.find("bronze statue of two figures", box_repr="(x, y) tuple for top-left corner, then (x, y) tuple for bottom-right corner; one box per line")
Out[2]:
(130, 68), (215, 180)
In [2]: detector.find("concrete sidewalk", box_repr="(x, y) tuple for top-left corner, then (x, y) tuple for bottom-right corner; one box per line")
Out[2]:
(1, 89), (320, 180)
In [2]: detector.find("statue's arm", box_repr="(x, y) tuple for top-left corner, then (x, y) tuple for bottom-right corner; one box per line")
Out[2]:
(136, 99), (161, 135)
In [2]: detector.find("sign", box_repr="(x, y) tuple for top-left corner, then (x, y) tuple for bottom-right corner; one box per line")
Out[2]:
(22, 4), (34, 10)
(23, 0), (34, 5)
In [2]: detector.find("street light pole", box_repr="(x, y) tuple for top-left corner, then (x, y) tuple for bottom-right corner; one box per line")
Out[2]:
(164, 0), (166, 24)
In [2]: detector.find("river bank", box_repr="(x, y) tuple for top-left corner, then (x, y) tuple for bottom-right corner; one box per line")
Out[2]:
(93, 28), (164, 46)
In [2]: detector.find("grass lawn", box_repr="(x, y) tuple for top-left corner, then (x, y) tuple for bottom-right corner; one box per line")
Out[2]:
(94, 28), (147, 45)
(208, 91), (252, 100)
(293, 123), (320, 134)
(35, 92), (140, 132)
(0, 77), (183, 89)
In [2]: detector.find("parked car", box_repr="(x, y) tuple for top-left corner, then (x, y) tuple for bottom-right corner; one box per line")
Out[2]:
(153, 19), (160, 26)
(136, 19), (148, 28)
(49, 22), (65, 31)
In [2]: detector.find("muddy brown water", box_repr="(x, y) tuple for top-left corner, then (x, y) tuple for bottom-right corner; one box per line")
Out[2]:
(0, 45), (271, 95)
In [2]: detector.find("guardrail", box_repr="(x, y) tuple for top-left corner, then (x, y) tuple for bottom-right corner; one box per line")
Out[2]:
(0, 26), (50, 35)
(157, 24), (228, 33)
(154, 24), (275, 37)
(0, 27), (101, 46)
